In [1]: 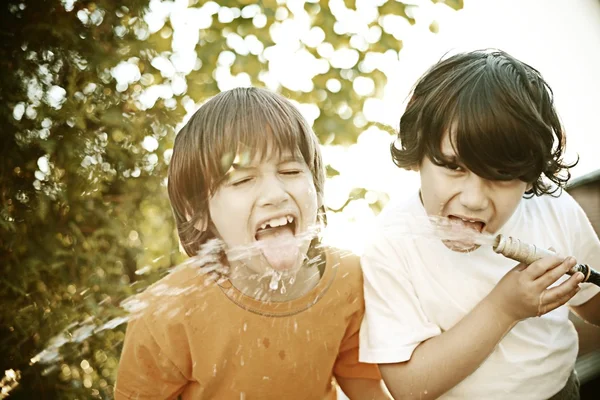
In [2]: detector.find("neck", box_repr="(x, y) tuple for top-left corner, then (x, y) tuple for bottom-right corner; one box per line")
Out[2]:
(228, 262), (322, 302)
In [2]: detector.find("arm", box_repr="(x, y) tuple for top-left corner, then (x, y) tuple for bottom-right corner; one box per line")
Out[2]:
(336, 376), (392, 400)
(370, 256), (583, 400)
(334, 255), (392, 400)
(570, 292), (600, 326)
(379, 297), (513, 399)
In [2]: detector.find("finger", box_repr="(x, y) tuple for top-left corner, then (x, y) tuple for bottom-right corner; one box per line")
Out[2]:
(523, 255), (565, 280)
(539, 271), (584, 304)
(538, 286), (581, 316)
(509, 262), (527, 272)
(536, 257), (578, 288)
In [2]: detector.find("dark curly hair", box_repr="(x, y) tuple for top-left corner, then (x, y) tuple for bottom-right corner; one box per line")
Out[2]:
(392, 49), (576, 197)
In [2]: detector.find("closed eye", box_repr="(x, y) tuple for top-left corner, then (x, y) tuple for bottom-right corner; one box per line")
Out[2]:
(231, 177), (253, 186)
(280, 170), (302, 175)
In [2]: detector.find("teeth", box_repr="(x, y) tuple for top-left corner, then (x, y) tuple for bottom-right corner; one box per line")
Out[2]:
(259, 215), (294, 230)
(274, 217), (287, 227)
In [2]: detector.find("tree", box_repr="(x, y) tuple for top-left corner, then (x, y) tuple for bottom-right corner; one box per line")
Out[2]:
(0, 0), (462, 397)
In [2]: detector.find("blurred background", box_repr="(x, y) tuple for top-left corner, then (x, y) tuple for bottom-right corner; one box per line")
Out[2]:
(2, 0), (599, 398)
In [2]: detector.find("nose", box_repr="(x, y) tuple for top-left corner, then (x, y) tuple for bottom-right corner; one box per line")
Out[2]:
(257, 174), (290, 207)
(459, 173), (489, 211)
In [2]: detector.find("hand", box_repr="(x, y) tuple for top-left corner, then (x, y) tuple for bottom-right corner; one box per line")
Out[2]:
(486, 255), (585, 323)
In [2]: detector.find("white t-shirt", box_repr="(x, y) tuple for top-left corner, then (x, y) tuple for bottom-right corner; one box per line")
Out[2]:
(359, 191), (600, 400)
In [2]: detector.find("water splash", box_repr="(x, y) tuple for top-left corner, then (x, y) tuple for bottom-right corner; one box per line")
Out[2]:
(0, 369), (20, 399)
(268, 271), (283, 291)
(27, 215), (494, 372)
(378, 213), (496, 250)
(28, 225), (323, 368)
(428, 215), (496, 247)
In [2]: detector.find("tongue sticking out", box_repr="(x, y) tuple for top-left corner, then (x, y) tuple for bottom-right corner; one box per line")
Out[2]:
(255, 226), (299, 271)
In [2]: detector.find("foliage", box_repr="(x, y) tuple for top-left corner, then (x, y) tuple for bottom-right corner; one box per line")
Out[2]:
(0, 0), (462, 397)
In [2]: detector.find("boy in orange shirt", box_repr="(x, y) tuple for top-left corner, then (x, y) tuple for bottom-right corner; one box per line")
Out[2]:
(115, 87), (389, 399)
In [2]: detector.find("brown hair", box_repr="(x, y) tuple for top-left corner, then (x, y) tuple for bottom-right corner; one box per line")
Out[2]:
(392, 49), (576, 196)
(167, 87), (326, 256)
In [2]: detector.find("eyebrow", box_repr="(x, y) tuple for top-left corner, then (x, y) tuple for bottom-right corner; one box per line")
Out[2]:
(277, 155), (304, 164)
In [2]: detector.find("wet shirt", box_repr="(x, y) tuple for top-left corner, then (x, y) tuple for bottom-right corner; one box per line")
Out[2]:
(115, 247), (380, 399)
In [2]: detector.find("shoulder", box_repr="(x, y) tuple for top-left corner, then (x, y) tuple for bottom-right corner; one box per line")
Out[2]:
(325, 246), (361, 273)
(321, 247), (367, 312)
(323, 246), (364, 286)
(124, 263), (221, 325)
(525, 186), (576, 206)
(375, 192), (422, 227)
(525, 190), (583, 219)
(519, 191), (592, 252)
(359, 194), (423, 267)
(364, 192), (422, 252)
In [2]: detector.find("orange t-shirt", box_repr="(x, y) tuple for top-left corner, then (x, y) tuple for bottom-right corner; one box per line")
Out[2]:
(115, 247), (380, 399)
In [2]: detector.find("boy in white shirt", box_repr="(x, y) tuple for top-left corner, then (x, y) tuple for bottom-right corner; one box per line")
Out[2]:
(359, 49), (600, 399)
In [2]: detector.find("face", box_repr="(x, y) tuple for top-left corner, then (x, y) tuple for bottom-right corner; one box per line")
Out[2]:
(419, 133), (529, 251)
(207, 147), (319, 274)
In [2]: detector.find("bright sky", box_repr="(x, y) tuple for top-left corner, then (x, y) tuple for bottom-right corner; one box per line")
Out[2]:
(107, 0), (600, 253)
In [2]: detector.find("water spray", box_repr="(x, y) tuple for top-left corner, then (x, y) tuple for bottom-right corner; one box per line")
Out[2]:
(493, 234), (600, 287)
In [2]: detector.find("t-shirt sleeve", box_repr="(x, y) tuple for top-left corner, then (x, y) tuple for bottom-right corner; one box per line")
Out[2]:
(566, 194), (600, 306)
(114, 314), (187, 400)
(333, 265), (382, 381)
(333, 324), (382, 380)
(359, 229), (441, 364)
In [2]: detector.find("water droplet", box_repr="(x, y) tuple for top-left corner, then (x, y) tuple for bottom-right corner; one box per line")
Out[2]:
(269, 271), (282, 291)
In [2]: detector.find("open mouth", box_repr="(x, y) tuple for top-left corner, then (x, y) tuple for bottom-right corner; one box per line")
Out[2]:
(439, 215), (487, 252)
(254, 215), (300, 271)
(447, 215), (486, 233)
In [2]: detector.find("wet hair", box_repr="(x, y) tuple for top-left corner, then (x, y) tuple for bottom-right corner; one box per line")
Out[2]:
(392, 49), (576, 197)
(168, 87), (326, 256)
